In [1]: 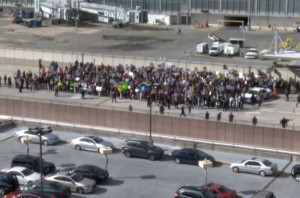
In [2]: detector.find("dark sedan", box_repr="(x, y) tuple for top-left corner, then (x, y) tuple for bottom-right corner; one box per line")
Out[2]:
(69, 164), (109, 183)
(171, 148), (216, 165)
(21, 181), (71, 198)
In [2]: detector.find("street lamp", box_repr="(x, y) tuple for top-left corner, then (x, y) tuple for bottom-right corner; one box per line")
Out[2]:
(99, 148), (113, 171)
(75, 0), (79, 61)
(29, 126), (52, 197)
(142, 82), (160, 144)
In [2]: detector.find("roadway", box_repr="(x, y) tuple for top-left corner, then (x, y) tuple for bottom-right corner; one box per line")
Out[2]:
(0, 126), (299, 198)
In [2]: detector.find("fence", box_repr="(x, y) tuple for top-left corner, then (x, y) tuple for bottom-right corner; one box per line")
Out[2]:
(0, 97), (299, 152)
(0, 47), (298, 82)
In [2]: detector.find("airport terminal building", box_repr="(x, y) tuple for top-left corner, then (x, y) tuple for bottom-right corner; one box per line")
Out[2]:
(0, 0), (299, 27)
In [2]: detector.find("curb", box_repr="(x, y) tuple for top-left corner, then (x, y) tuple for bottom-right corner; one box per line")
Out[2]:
(0, 134), (14, 142)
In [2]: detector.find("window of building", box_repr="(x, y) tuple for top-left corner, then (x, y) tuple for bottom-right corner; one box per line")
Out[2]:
(258, 0), (267, 14)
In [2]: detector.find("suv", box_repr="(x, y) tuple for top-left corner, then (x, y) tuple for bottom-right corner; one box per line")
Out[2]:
(11, 155), (56, 175)
(251, 190), (276, 198)
(291, 164), (300, 181)
(0, 172), (19, 196)
(121, 140), (164, 161)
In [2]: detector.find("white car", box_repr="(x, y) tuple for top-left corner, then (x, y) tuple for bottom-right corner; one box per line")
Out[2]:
(15, 128), (60, 146)
(245, 48), (259, 59)
(71, 135), (114, 152)
(2, 166), (40, 185)
(244, 87), (273, 103)
(230, 157), (277, 176)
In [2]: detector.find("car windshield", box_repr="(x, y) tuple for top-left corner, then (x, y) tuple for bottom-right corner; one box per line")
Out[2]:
(249, 49), (257, 53)
(219, 185), (230, 193)
(21, 168), (34, 176)
(93, 137), (103, 143)
(71, 174), (84, 182)
(263, 160), (272, 166)
(249, 90), (259, 95)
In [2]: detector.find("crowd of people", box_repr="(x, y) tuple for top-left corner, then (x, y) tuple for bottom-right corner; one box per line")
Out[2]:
(4, 60), (299, 127)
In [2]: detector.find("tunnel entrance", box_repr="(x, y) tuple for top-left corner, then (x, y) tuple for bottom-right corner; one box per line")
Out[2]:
(221, 16), (248, 27)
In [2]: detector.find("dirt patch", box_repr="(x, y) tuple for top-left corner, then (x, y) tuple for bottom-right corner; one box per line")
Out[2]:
(0, 39), (23, 45)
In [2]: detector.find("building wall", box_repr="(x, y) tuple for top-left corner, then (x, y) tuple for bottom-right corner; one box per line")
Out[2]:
(1, 0), (300, 17)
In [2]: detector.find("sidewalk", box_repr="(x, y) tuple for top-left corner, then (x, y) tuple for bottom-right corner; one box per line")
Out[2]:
(0, 85), (299, 129)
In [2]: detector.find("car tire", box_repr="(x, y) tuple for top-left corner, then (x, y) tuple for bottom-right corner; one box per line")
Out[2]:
(148, 154), (155, 161)
(18, 136), (23, 142)
(295, 174), (300, 181)
(259, 171), (266, 177)
(75, 145), (81, 151)
(175, 158), (180, 164)
(27, 181), (33, 184)
(77, 187), (84, 194)
(232, 167), (239, 173)
(125, 151), (131, 158)
(42, 140), (49, 146)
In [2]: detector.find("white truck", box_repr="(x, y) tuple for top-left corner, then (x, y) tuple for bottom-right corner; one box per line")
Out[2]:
(196, 43), (209, 54)
(209, 42), (224, 56)
(224, 43), (240, 56)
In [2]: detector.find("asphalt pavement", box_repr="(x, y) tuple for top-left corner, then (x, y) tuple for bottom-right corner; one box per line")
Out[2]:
(0, 126), (299, 198)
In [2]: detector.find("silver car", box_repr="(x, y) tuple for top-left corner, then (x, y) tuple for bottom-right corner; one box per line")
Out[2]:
(45, 172), (96, 194)
(15, 129), (60, 146)
(71, 135), (114, 152)
(230, 157), (277, 176)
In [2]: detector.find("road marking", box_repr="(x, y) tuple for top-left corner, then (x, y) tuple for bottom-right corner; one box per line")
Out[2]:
(245, 112), (261, 114)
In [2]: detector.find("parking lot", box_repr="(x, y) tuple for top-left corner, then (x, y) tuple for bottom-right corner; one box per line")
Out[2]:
(0, 126), (299, 198)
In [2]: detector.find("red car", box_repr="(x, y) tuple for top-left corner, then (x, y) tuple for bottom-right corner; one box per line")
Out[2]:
(202, 182), (238, 198)
(4, 191), (57, 198)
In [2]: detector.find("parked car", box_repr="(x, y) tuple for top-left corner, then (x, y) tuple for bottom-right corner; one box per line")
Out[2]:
(15, 128), (59, 146)
(174, 186), (218, 198)
(201, 182), (238, 198)
(0, 172), (19, 196)
(2, 166), (40, 185)
(3, 190), (20, 198)
(11, 155), (56, 175)
(171, 148), (216, 165)
(230, 157), (277, 176)
(70, 135), (114, 152)
(45, 172), (96, 194)
(244, 87), (273, 103)
(291, 164), (300, 181)
(21, 181), (71, 198)
(245, 48), (259, 59)
(121, 139), (164, 161)
(69, 164), (109, 183)
(251, 190), (276, 198)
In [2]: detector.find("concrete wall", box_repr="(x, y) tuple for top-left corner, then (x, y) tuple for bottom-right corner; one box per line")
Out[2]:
(0, 98), (299, 152)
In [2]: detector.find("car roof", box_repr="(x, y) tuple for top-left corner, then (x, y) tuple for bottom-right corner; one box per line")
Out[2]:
(252, 190), (274, 197)
(125, 139), (149, 143)
(13, 154), (39, 160)
(76, 164), (98, 170)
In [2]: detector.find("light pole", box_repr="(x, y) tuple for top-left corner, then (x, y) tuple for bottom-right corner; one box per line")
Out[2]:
(30, 126), (52, 197)
(247, 0), (251, 30)
(75, 0), (79, 61)
(142, 82), (160, 144)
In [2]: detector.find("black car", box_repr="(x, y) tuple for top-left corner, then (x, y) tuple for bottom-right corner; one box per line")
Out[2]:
(291, 164), (300, 181)
(70, 164), (109, 183)
(0, 172), (19, 196)
(251, 190), (276, 198)
(174, 186), (218, 198)
(21, 180), (71, 198)
(11, 154), (56, 175)
(171, 148), (216, 165)
(121, 139), (164, 161)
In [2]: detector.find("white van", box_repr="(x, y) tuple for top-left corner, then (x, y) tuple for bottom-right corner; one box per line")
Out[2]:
(209, 42), (224, 56)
